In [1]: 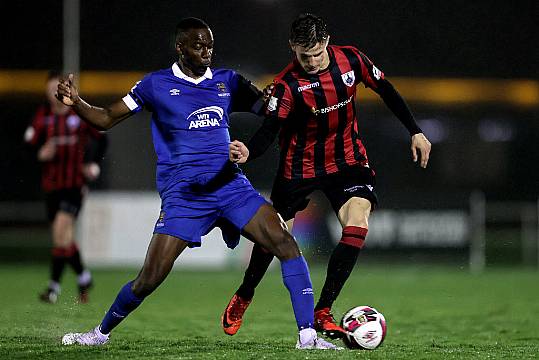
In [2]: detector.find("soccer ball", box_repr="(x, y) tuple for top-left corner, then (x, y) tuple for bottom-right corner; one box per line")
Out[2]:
(340, 305), (387, 350)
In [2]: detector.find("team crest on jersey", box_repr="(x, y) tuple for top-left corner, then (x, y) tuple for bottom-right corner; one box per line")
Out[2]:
(341, 70), (355, 87)
(187, 106), (224, 129)
(216, 82), (231, 97)
(67, 115), (80, 129)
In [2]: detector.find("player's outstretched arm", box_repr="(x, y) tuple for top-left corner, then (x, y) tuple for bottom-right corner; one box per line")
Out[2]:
(57, 74), (132, 130)
(374, 78), (432, 168)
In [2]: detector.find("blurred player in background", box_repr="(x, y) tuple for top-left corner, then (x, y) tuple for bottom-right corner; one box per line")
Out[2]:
(58, 18), (339, 350)
(24, 70), (107, 304)
(224, 13), (432, 338)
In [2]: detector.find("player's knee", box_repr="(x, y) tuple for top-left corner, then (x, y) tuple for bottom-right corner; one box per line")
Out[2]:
(269, 230), (299, 260)
(132, 266), (166, 297)
(132, 277), (157, 298)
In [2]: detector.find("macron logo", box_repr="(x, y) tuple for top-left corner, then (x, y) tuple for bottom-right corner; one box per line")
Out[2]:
(187, 106), (224, 129)
(298, 82), (320, 92)
(169, 89), (181, 96)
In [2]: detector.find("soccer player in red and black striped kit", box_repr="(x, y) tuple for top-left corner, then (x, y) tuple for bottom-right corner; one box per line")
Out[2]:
(223, 13), (431, 338)
(24, 71), (107, 304)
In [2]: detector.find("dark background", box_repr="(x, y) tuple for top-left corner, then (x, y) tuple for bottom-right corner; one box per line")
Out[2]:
(0, 0), (537, 207)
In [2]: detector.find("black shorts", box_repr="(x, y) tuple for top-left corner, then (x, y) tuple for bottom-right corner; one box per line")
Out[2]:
(270, 165), (378, 221)
(45, 188), (84, 222)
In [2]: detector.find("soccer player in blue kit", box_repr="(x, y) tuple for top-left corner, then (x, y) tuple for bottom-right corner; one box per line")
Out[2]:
(58, 17), (339, 350)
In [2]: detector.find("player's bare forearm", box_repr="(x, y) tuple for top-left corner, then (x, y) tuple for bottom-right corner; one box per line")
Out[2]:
(71, 98), (131, 131)
(57, 73), (131, 130)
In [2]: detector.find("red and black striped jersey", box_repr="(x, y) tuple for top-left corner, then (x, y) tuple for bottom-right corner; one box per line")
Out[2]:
(267, 45), (385, 180)
(24, 105), (104, 192)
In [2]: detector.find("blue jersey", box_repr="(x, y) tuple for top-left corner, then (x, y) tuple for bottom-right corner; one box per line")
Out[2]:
(123, 63), (261, 194)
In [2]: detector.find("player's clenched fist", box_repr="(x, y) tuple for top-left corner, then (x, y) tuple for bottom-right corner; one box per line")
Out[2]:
(229, 140), (249, 164)
(56, 73), (78, 106)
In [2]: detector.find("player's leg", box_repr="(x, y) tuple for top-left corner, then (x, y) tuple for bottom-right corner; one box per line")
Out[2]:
(62, 233), (188, 345)
(315, 167), (377, 338)
(221, 243), (273, 335)
(314, 167), (377, 338)
(57, 189), (93, 302)
(222, 177), (310, 335)
(237, 217), (295, 295)
(313, 197), (371, 337)
(51, 210), (93, 303)
(39, 192), (67, 303)
(317, 197), (371, 311)
(235, 217), (296, 298)
(242, 204), (339, 349)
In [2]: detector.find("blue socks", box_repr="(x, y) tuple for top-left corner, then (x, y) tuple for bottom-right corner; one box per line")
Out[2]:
(100, 281), (144, 334)
(281, 256), (314, 330)
(99, 259), (313, 334)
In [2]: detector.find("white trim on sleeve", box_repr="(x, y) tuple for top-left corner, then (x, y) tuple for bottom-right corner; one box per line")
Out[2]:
(122, 94), (140, 111)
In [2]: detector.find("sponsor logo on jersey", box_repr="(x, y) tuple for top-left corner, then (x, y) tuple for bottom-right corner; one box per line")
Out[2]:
(267, 96), (278, 112)
(187, 106), (224, 129)
(169, 88), (181, 96)
(312, 95), (354, 115)
(341, 70), (355, 87)
(297, 81), (320, 92)
(372, 65), (382, 80)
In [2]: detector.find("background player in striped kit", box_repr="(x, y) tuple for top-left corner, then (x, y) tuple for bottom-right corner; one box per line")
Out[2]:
(24, 71), (107, 304)
(224, 13), (431, 338)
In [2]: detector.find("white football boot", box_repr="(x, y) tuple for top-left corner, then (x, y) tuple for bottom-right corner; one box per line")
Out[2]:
(62, 326), (109, 346)
(296, 328), (343, 350)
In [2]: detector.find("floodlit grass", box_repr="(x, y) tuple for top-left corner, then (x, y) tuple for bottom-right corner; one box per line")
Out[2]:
(1, 264), (538, 359)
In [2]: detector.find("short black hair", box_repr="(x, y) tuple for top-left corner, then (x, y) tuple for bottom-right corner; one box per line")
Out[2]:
(289, 13), (329, 49)
(175, 17), (210, 43)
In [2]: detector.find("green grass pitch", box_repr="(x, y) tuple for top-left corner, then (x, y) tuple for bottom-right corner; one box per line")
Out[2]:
(1, 264), (538, 359)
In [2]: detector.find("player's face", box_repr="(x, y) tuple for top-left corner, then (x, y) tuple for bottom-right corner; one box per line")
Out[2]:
(46, 78), (60, 103)
(46, 77), (69, 111)
(177, 27), (214, 76)
(291, 38), (330, 74)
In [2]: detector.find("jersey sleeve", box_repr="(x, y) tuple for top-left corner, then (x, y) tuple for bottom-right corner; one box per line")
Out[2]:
(266, 80), (294, 121)
(349, 47), (385, 90)
(122, 74), (154, 113)
(24, 106), (46, 146)
(229, 72), (263, 113)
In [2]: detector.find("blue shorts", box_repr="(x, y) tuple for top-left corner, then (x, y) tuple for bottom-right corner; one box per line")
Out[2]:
(153, 173), (267, 249)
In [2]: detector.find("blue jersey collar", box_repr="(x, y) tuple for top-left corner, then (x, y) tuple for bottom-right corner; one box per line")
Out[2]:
(172, 63), (213, 84)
